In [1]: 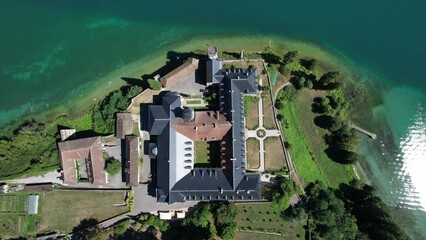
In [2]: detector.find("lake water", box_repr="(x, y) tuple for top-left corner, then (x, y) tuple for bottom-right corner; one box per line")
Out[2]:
(1, 1), (425, 238)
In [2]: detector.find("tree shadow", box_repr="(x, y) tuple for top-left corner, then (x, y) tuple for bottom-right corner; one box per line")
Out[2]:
(261, 51), (281, 65)
(222, 51), (240, 59)
(121, 77), (148, 89)
(72, 217), (98, 233)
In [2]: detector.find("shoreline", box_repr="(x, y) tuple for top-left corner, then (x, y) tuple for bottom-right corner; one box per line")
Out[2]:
(1, 34), (377, 187)
(1, 34), (362, 130)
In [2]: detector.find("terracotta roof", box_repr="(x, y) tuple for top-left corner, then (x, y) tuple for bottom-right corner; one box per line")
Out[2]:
(125, 135), (139, 187)
(58, 136), (105, 185)
(172, 111), (232, 141)
(160, 58), (199, 87)
(25, 183), (53, 192)
(116, 113), (133, 139)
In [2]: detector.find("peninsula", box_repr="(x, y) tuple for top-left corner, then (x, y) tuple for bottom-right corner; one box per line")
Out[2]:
(0, 43), (408, 240)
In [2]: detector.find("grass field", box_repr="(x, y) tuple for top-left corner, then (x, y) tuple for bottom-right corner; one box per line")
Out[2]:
(279, 89), (355, 187)
(246, 138), (260, 169)
(236, 232), (286, 240)
(39, 190), (129, 233)
(279, 100), (327, 186)
(244, 96), (259, 130)
(195, 141), (221, 168)
(236, 203), (305, 238)
(262, 97), (276, 130)
(264, 137), (287, 171)
(295, 89), (355, 187)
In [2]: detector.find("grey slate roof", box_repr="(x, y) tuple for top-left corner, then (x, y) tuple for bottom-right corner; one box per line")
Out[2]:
(206, 58), (223, 84)
(148, 59), (261, 204)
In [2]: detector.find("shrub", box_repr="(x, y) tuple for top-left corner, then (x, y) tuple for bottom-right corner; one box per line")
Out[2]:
(113, 219), (130, 237)
(277, 85), (298, 102)
(147, 79), (162, 90)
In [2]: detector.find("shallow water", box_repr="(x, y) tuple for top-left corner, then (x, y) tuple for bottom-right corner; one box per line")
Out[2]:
(1, 1), (426, 238)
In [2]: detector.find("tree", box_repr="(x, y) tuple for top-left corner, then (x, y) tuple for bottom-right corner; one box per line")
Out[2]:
(125, 85), (142, 99)
(311, 97), (335, 115)
(0, 120), (58, 178)
(282, 50), (298, 65)
(319, 71), (340, 89)
(313, 115), (341, 131)
(305, 181), (359, 240)
(147, 79), (162, 90)
(264, 176), (296, 210)
(275, 100), (284, 109)
(295, 76), (306, 89)
(325, 126), (361, 153)
(340, 182), (410, 240)
(303, 59), (317, 70)
(145, 215), (170, 232)
(305, 79), (314, 89)
(113, 219), (130, 237)
(214, 203), (238, 240)
(73, 218), (104, 240)
(105, 159), (121, 175)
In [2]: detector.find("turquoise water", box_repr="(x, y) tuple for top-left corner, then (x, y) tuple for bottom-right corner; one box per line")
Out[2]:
(1, 1), (426, 238)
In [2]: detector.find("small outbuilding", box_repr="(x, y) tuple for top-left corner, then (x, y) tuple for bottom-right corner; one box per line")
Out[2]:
(28, 195), (39, 215)
(116, 113), (133, 139)
(158, 211), (172, 220)
(176, 211), (185, 219)
(25, 183), (53, 192)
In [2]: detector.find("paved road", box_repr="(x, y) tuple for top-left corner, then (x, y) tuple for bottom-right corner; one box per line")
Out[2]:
(5, 170), (62, 184)
(99, 184), (199, 228)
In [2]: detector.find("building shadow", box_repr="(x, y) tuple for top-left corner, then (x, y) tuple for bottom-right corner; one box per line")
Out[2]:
(120, 139), (126, 182)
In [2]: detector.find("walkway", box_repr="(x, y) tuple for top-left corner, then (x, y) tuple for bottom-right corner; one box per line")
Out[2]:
(261, 60), (301, 185)
(351, 124), (377, 139)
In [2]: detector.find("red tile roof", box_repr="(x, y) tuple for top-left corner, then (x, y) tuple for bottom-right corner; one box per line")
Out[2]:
(58, 136), (105, 185)
(125, 135), (139, 187)
(172, 111), (232, 141)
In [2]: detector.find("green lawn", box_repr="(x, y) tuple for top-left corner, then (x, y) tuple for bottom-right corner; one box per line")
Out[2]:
(236, 203), (305, 238)
(279, 89), (355, 187)
(279, 101), (327, 185)
(186, 99), (202, 104)
(39, 190), (129, 233)
(194, 141), (221, 168)
(236, 232), (289, 240)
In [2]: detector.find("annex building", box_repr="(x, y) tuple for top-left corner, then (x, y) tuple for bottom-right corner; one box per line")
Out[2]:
(148, 47), (262, 204)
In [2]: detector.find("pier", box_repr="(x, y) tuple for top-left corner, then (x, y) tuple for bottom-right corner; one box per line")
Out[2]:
(351, 124), (377, 139)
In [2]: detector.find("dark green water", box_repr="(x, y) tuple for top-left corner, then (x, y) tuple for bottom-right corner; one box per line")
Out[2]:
(1, 1), (425, 238)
